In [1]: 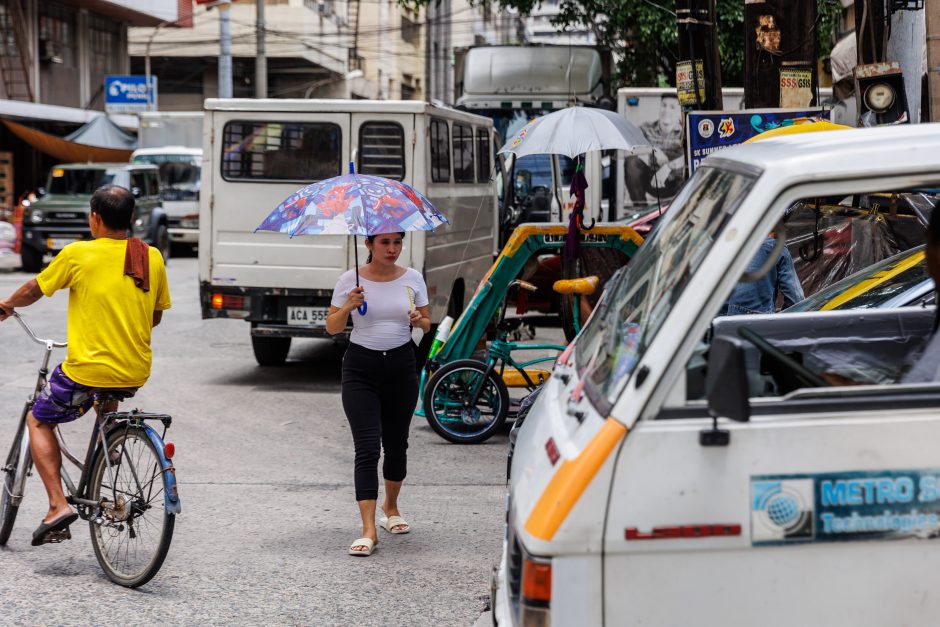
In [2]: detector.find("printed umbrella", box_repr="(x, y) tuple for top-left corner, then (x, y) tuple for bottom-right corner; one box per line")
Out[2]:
(255, 163), (449, 314)
(497, 106), (650, 159)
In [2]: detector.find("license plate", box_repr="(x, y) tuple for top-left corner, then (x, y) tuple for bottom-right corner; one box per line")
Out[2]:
(47, 237), (78, 250)
(287, 306), (329, 326)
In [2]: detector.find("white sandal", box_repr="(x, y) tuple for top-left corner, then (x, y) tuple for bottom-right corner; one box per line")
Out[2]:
(379, 515), (410, 534)
(348, 537), (376, 556)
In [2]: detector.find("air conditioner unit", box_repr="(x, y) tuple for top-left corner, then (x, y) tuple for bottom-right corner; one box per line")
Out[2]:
(39, 39), (63, 64)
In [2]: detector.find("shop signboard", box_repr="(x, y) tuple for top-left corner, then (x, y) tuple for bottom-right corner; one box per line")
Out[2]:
(105, 75), (158, 113)
(686, 108), (830, 174)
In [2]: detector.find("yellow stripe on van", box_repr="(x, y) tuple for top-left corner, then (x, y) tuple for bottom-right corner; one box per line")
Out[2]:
(524, 418), (627, 541)
(821, 250), (925, 311)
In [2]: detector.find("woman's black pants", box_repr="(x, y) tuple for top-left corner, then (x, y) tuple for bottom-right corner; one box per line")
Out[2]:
(341, 342), (418, 501)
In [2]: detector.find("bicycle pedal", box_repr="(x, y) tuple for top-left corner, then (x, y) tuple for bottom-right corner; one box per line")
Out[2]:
(43, 529), (72, 544)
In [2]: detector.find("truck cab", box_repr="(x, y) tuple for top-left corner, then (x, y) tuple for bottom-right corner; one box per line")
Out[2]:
(19, 163), (169, 272)
(496, 124), (940, 626)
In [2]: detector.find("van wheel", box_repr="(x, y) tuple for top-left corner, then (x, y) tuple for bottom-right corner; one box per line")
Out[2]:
(154, 224), (170, 262)
(19, 246), (43, 273)
(252, 336), (291, 366)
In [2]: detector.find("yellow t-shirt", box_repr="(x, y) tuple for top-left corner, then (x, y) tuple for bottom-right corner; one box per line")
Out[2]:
(36, 238), (171, 388)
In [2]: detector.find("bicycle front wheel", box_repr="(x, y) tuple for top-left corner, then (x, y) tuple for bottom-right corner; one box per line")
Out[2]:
(424, 359), (509, 444)
(0, 413), (29, 545)
(88, 425), (174, 587)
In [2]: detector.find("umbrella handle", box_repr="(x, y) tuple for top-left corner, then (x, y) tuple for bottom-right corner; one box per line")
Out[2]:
(357, 302), (368, 315)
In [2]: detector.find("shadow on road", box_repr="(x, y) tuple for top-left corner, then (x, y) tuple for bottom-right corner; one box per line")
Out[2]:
(208, 339), (345, 392)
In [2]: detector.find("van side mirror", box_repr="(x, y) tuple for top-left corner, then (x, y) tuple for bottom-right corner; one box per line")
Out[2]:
(701, 336), (751, 446)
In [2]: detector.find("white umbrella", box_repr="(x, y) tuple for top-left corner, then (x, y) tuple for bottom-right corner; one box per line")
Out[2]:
(497, 107), (651, 159)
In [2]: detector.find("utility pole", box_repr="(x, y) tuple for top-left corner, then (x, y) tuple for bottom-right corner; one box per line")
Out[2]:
(219, 0), (233, 99)
(929, 0), (940, 122)
(676, 0), (722, 110)
(743, 0), (818, 109)
(256, 0), (267, 98)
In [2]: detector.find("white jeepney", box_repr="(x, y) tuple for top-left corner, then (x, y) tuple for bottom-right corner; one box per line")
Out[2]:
(496, 123), (940, 626)
(198, 99), (498, 365)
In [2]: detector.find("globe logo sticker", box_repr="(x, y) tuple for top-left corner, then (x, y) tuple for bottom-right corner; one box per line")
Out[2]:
(751, 479), (814, 544)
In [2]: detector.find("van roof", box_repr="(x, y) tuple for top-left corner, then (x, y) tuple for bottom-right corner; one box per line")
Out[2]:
(203, 98), (493, 125)
(131, 146), (202, 156)
(706, 123), (940, 183)
(53, 162), (158, 170)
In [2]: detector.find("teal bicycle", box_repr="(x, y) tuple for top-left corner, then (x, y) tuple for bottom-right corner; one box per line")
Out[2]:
(423, 277), (596, 443)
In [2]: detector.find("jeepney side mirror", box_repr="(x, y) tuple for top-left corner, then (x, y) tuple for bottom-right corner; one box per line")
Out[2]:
(702, 336), (751, 446)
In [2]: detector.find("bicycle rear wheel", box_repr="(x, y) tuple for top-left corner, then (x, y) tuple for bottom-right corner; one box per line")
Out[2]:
(424, 359), (509, 444)
(0, 412), (29, 545)
(88, 425), (174, 587)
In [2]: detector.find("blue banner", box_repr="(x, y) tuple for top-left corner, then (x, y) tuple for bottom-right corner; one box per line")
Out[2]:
(105, 75), (157, 112)
(686, 109), (829, 173)
(751, 468), (940, 546)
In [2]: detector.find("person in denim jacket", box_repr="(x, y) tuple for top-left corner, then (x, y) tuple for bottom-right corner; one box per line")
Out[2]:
(719, 236), (804, 316)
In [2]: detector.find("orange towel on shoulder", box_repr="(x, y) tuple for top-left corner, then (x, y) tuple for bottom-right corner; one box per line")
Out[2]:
(124, 237), (150, 292)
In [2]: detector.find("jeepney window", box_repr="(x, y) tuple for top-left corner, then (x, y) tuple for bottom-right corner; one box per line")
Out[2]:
(575, 166), (756, 406)
(358, 122), (405, 181)
(220, 121), (341, 182)
(453, 123), (475, 183)
(430, 118), (450, 183)
(476, 128), (490, 183)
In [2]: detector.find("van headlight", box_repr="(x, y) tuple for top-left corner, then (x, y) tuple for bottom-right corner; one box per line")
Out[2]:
(29, 209), (44, 223)
(520, 555), (552, 626)
(134, 214), (151, 230)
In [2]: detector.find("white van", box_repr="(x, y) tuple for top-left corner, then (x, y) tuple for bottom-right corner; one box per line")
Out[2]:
(198, 99), (498, 365)
(494, 124), (940, 626)
(131, 146), (202, 247)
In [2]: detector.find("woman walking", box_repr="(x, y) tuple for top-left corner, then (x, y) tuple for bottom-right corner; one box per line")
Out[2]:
(326, 232), (431, 557)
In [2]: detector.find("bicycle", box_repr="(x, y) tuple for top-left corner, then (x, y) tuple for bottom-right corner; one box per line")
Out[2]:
(0, 311), (181, 588)
(423, 277), (597, 444)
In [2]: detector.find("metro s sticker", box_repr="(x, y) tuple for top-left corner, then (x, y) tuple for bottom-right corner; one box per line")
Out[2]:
(751, 470), (940, 546)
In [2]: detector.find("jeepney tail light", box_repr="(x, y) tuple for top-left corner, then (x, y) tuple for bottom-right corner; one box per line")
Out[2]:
(520, 557), (551, 626)
(212, 293), (250, 310)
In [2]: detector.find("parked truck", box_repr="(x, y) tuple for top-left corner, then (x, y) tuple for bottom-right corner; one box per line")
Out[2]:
(131, 111), (203, 251)
(198, 99), (499, 366)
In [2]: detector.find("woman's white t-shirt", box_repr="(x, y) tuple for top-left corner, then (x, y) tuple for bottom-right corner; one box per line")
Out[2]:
(331, 267), (429, 351)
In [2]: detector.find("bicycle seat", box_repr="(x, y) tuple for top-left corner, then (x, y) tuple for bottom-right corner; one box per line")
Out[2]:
(553, 276), (599, 296)
(94, 388), (137, 401)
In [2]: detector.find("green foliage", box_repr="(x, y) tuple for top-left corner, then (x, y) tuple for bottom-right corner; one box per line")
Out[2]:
(400, 0), (840, 90)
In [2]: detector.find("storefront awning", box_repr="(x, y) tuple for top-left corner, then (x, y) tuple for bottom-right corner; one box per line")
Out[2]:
(2, 118), (134, 163)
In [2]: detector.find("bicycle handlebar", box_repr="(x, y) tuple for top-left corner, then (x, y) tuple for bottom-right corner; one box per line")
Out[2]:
(5, 311), (67, 348)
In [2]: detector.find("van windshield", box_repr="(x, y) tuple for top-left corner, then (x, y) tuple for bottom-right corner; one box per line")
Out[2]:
(575, 165), (756, 406)
(133, 154), (201, 199)
(47, 169), (114, 195)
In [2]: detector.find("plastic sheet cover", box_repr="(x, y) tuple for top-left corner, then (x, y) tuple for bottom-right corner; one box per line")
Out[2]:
(785, 195), (937, 298)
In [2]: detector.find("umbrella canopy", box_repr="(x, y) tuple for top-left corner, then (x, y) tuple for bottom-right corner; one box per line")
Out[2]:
(497, 107), (650, 159)
(256, 173), (448, 237)
(744, 120), (852, 143)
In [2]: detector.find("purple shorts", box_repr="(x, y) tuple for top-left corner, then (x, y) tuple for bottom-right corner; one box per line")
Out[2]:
(32, 365), (96, 425)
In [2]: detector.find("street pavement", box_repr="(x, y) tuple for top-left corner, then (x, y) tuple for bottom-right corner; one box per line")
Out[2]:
(0, 255), (541, 626)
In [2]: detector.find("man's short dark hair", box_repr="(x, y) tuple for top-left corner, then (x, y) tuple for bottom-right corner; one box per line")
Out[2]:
(90, 185), (134, 230)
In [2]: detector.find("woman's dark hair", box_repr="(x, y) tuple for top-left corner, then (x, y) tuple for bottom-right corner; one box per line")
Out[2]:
(90, 185), (135, 230)
(365, 232), (405, 263)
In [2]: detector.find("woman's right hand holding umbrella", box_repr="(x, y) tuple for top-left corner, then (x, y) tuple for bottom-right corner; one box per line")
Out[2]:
(344, 286), (365, 313)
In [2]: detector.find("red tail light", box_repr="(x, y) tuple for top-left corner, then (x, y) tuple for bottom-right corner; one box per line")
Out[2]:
(164, 442), (175, 459)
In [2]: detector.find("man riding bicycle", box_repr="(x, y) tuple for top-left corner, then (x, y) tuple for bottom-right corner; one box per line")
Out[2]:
(0, 185), (171, 546)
